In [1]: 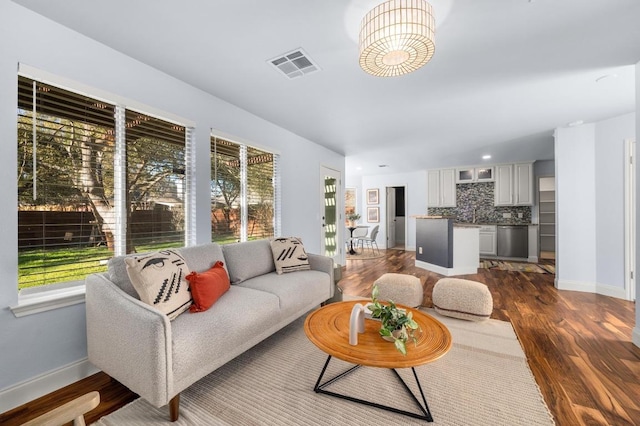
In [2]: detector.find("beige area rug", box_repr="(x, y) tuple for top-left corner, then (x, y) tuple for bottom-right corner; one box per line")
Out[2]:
(346, 250), (384, 260)
(92, 309), (555, 426)
(480, 259), (556, 274)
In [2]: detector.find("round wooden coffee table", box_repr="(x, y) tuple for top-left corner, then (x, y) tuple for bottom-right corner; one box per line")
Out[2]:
(304, 300), (452, 422)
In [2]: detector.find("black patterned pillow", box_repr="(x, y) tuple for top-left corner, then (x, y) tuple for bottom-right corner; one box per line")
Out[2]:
(270, 237), (311, 274)
(125, 249), (192, 320)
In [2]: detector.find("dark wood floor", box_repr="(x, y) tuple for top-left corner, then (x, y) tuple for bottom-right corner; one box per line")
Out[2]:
(2, 249), (639, 425)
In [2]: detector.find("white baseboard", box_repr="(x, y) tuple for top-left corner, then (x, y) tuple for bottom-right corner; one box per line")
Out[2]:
(0, 358), (98, 414)
(556, 279), (628, 300)
(595, 283), (628, 300)
(633, 327), (640, 349)
(556, 279), (597, 293)
(527, 256), (539, 263)
(415, 260), (477, 277)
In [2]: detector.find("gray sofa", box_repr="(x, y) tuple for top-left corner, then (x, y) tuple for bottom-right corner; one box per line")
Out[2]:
(85, 239), (334, 421)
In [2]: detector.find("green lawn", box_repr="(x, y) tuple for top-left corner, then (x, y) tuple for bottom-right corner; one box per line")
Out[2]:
(18, 236), (251, 289)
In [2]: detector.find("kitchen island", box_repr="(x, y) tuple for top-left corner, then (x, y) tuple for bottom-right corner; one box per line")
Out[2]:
(414, 216), (480, 276)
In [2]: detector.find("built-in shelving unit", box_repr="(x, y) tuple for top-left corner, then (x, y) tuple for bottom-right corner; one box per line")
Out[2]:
(538, 177), (555, 259)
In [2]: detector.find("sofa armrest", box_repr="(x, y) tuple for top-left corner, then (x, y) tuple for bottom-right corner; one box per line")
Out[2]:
(307, 253), (334, 298)
(85, 273), (173, 407)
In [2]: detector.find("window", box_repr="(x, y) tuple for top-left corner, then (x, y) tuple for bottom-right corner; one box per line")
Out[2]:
(210, 136), (278, 243)
(125, 110), (186, 251)
(17, 76), (190, 289)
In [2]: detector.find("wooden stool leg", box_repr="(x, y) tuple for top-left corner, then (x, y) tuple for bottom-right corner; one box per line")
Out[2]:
(169, 394), (180, 422)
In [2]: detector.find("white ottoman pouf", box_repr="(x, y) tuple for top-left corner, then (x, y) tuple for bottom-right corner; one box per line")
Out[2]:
(432, 278), (493, 321)
(373, 273), (423, 307)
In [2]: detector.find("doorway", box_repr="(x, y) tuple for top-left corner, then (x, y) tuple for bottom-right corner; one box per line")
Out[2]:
(538, 177), (556, 260)
(386, 186), (406, 250)
(320, 166), (341, 264)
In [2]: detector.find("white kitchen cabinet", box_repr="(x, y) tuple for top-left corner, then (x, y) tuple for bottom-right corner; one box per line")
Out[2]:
(494, 164), (513, 205)
(478, 225), (497, 256)
(427, 168), (456, 207)
(494, 163), (533, 206)
(455, 168), (475, 183)
(514, 163), (533, 205)
(475, 166), (494, 182)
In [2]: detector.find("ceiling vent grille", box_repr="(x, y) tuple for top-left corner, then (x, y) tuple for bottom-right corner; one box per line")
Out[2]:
(268, 48), (320, 79)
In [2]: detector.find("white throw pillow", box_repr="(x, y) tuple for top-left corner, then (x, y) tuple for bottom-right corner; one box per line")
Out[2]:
(270, 237), (311, 274)
(125, 249), (192, 320)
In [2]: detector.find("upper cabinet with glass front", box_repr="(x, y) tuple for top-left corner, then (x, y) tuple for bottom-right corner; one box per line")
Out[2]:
(475, 166), (494, 182)
(456, 166), (494, 183)
(456, 168), (475, 183)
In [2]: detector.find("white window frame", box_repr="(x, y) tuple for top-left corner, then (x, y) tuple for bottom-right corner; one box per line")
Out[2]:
(11, 65), (196, 317)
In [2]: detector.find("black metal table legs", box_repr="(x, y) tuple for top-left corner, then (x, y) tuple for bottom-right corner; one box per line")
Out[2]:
(313, 355), (434, 422)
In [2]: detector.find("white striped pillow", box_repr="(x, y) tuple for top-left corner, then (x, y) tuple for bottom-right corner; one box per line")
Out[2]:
(270, 237), (311, 274)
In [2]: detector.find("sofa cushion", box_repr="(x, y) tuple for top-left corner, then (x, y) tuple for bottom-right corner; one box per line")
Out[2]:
(172, 286), (282, 390)
(221, 239), (275, 284)
(107, 254), (140, 298)
(236, 270), (331, 317)
(124, 250), (193, 320)
(269, 237), (311, 274)
(185, 261), (230, 313)
(180, 243), (226, 274)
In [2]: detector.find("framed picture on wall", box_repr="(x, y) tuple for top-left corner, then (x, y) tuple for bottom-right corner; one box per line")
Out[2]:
(367, 207), (379, 223)
(366, 188), (379, 205)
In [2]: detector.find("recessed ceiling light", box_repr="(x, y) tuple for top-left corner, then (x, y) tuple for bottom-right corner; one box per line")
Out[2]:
(568, 120), (584, 127)
(482, 155), (491, 160)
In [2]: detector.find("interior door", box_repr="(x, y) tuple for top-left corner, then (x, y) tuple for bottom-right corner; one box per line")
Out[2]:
(386, 187), (396, 249)
(321, 167), (341, 263)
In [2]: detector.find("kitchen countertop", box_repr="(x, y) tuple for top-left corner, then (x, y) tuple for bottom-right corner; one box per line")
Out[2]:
(456, 222), (537, 226)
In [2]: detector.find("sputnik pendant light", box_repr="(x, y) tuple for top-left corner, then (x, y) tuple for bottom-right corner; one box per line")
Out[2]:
(359, 0), (435, 77)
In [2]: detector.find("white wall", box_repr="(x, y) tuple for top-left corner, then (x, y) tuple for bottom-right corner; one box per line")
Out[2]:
(352, 171), (428, 251)
(555, 124), (597, 290)
(595, 113), (635, 292)
(0, 1), (343, 407)
(555, 113), (635, 299)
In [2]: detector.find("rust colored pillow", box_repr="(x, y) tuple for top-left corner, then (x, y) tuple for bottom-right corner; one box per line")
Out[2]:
(185, 261), (230, 313)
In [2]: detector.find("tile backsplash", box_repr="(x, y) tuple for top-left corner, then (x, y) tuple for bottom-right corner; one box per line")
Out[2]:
(429, 182), (532, 224)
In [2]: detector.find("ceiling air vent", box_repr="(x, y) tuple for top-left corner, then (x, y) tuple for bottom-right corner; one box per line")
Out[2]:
(268, 48), (320, 79)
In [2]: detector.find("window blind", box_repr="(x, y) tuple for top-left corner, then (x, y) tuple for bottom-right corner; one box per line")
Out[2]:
(17, 76), (116, 289)
(210, 137), (241, 243)
(17, 76), (192, 289)
(210, 136), (278, 243)
(124, 110), (186, 252)
(246, 146), (275, 240)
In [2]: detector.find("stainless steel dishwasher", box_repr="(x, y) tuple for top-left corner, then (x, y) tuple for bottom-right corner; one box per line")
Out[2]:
(497, 225), (528, 258)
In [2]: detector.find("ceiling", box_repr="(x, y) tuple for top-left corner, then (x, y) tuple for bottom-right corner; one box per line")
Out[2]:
(13, 0), (640, 177)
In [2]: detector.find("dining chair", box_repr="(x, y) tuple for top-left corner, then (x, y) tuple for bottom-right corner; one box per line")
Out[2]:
(357, 225), (380, 254)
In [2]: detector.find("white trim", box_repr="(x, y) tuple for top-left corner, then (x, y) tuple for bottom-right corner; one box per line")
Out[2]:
(527, 256), (539, 263)
(0, 358), (98, 414)
(18, 63), (195, 127)
(556, 279), (596, 293)
(633, 327), (640, 348)
(556, 279), (628, 300)
(595, 283), (628, 300)
(210, 127), (281, 156)
(10, 282), (85, 318)
(415, 260), (478, 277)
(624, 138), (636, 301)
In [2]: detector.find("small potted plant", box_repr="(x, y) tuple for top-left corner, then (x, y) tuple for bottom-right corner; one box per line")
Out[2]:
(367, 284), (420, 355)
(346, 213), (361, 227)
